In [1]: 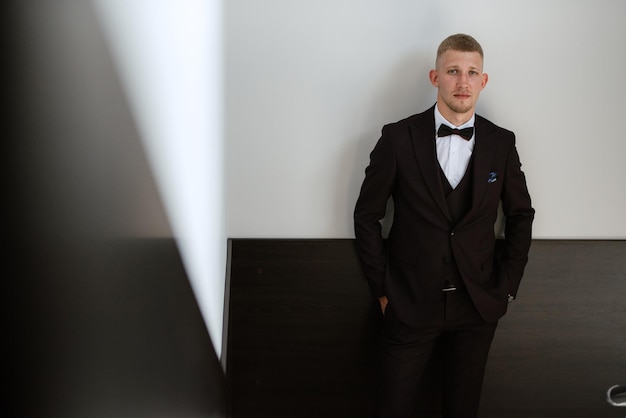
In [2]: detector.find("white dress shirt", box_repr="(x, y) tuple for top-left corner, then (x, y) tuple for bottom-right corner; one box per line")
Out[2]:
(434, 105), (475, 189)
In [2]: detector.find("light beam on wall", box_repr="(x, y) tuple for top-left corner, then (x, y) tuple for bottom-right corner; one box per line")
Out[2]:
(91, 0), (225, 356)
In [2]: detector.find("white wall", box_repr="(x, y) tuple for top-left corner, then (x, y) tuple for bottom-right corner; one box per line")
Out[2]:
(225, 0), (626, 239)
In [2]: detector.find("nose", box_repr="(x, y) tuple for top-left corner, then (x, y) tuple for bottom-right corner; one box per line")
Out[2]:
(457, 73), (470, 86)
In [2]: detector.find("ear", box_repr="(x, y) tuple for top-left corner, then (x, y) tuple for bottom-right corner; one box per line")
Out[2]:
(429, 69), (439, 87)
(481, 72), (489, 89)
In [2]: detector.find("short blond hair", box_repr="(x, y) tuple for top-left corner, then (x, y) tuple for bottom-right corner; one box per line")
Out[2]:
(436, 34), (484, 68)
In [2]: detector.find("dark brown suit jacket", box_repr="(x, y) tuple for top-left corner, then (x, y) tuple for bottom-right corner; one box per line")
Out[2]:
(354, 105), (534, 327)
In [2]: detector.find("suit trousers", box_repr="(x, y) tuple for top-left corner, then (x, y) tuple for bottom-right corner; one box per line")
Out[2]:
(377, 289), (498, 418)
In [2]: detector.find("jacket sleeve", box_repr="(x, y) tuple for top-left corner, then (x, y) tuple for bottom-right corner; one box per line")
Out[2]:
(500, 138), (535, 297)
(354, 127), (396, 298)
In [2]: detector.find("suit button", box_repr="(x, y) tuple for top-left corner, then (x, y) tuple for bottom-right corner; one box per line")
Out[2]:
(450, 231), (455, 236)
(442, 256), (451, 265)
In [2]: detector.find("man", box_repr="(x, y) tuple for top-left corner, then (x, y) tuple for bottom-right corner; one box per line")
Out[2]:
(354, 34), (534, 418)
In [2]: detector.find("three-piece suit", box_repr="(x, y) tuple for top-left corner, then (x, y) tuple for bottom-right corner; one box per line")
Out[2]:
(354, 104), (534, 417)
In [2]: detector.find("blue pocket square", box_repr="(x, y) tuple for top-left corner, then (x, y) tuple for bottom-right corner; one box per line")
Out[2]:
(487, 171), (498, 183)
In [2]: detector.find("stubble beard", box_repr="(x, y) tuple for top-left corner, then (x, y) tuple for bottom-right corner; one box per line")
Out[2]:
(444, 97), (474, 116)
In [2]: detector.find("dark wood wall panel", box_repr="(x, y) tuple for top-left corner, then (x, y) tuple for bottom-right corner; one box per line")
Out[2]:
(226, 239), (626, 418)
(226, 240), (379, 418)
(481, 240), (625, 418)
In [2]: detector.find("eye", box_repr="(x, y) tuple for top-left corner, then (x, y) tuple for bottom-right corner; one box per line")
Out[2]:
(447, 69), (458, 74)
(469, 70), (480, 76)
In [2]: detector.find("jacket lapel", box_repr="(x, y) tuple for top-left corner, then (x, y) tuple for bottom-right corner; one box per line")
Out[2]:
(462, 115), (499, 224)
(409, 107), (452, 221)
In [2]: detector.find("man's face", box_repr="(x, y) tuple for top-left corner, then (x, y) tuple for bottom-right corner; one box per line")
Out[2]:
(429, 49), (488, 123)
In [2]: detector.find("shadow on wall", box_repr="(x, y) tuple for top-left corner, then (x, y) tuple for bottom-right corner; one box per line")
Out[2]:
(4, 1), (225, 416)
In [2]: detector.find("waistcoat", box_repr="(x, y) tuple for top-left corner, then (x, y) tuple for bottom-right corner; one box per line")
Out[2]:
(439, 157), (474, 289)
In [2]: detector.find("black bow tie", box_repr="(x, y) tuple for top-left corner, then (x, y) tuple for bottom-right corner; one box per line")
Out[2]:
(437, 124), (474, 141)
